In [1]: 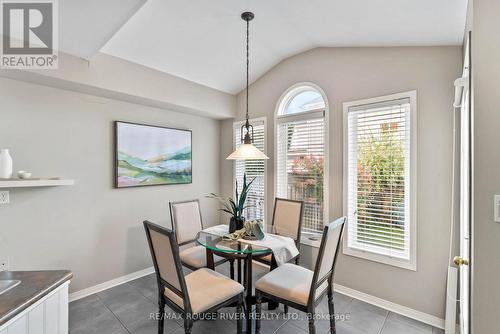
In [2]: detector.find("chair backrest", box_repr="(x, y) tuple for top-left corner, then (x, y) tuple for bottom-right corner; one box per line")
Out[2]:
(143, 220), (191, 312)
(308, 216), (346, 304)
(272, 198), (304, 244)
(170, 199), (203, 245)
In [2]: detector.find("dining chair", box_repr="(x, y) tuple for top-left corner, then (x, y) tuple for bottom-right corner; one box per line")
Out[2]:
(143, 220), (244, 334)
(255, 197), (304, 267)
(255, 216), (346, 334)
(170, 199), (234, 279)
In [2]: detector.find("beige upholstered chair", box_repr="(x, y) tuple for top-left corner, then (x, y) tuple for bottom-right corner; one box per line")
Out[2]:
(170, 199), (234, 279)
(144, 221), (244, 334)
(255, 198), (304, 266)
(255, 217), (346, 334)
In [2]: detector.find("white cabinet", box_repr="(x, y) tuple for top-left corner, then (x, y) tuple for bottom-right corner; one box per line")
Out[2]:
(0, 282), (69, 334)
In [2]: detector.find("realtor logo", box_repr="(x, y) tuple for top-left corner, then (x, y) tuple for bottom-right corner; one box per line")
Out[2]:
(0, 0), (58, 68)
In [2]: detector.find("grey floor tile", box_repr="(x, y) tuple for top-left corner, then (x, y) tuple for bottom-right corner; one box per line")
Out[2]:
(109, 294), (159, 328)
(350, 299), (388, 317)
(334, 321), (368, 334)
(97, 282), (181, 332)
(316, 292), (353, 315)
(70, 276), (440, 334)
(69, 294), (128, 334)
(222, 302), (289, 334)
(190, 318), (240, 334)
(275, 320), (308, 334)
(336, 299), (388, 334)
(333, 292), (354, 313)
(70, 294), (101, 310)
(127, 315), (181, 334)
(280, 292), (353, 334)
(127, 274), (180, 318)
(381, 318), (431, 334)
(432, 328), (445, 334)
(215, 261), (232, 276)
(264, 292), (352, 333)
(128, 273), (158, 303)
(285, 309), (331, 333)
(386, 312), (432, 332)
(97, 282), (147, 310)
(247, 307), (290, 334)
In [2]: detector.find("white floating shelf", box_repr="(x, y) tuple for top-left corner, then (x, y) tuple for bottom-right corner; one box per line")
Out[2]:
(0, 179), (75, 188)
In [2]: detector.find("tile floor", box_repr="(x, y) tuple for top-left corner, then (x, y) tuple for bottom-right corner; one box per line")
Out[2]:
(69, 263), (444, 334)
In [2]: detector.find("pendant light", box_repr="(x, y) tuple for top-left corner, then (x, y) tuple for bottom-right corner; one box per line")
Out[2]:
(227, 12), (269, 160)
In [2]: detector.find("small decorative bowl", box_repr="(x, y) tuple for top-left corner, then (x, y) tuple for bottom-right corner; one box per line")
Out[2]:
(17, 171), (32, 179)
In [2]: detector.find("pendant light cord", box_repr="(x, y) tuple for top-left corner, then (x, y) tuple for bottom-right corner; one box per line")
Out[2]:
(245, 18), (250, 124)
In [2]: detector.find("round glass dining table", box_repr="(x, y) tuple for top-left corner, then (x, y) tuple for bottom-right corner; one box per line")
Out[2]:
(196, 229), (272, 255)
(195, 228), (277, 333)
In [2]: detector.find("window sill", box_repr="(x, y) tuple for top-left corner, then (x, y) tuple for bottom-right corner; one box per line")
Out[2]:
(300, 232), (322, 248)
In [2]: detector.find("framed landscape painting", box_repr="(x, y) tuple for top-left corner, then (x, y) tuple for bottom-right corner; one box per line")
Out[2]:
(115, 121), (192, 188)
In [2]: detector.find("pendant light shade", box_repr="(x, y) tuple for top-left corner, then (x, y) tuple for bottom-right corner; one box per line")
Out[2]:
(227, 143), (269, 160)
(227, 12), (269, 161)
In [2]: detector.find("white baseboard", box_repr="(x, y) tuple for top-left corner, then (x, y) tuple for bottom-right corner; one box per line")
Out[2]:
(69, 266), (445, 330)
(334, 284), (445, 329)
(69, 267), (154, 302)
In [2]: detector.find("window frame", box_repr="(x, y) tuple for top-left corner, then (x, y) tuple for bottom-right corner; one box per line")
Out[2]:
(342, 90), (417, 271)
(274, 82), (330, 247)
(232, 117), (267, 221)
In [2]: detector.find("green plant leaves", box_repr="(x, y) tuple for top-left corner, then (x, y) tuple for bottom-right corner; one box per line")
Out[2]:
(207, 172), (257, 220)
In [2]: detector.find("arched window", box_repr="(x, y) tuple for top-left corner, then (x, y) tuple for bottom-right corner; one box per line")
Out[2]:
(278, 88), (326, 116)
(275, 83), (328, 236)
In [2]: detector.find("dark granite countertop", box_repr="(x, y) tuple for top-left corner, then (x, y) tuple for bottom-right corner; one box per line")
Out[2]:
(0, 270), (72, 326)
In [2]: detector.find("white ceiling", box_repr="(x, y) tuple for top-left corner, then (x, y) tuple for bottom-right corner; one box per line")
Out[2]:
(98, 0), (468, 94)
(59, 0), (146, 59)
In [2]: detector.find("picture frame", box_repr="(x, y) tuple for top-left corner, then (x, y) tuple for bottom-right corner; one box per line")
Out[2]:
(114, 121), (192, 188)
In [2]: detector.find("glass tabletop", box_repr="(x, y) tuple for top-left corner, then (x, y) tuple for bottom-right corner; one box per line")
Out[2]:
(195, 225), (274, 255)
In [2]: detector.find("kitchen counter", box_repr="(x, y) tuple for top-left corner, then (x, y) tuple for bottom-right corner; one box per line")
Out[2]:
(0, 270), (72, 326)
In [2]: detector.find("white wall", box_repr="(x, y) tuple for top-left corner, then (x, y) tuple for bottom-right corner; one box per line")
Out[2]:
(221, 46), (461, 318)
(0, 52), (236, 119)
(472, 0), (500, 332)
(0, 77), (221, 292)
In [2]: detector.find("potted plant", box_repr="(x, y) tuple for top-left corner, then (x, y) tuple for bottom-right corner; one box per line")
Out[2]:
(208, 174), (255, 233)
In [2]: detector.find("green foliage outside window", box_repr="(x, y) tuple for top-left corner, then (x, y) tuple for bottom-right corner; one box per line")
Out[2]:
(356, 122), (405, 249)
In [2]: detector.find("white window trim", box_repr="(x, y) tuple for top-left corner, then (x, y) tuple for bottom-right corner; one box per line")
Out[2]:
(342, 90), (417, 271)
(233, 117), (267, 221)
(274, 82), (330, 247)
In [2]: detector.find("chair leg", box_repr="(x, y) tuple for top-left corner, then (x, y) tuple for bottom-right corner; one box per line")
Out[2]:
(308, 313), (316, 334)
(237, 295), (243, 334)
(158, 299), (165, 334)
(243, 260), (247, 286)
(229, 259), (235, 280)
(256, 292), (262, 334)
(184, 318), (193, 334)
(284, 305), (289, 314)
(328, 290), (336, 334)
(237, 258), (242, 283)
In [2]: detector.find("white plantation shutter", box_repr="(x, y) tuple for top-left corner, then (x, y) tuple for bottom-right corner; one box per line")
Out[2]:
(276, 110), (325, 234)
(234, 119), (266, 220)
(345, 97), (414, 263)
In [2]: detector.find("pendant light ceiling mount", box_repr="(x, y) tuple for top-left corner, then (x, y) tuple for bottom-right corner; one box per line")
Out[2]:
(227, 11), (269, 161)
(241, 11), (254, 22)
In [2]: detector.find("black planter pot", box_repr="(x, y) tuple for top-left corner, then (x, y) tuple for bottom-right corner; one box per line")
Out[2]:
(229, 217), (245, 233)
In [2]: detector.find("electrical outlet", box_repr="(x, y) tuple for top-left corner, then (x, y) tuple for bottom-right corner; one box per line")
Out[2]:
(0, 191), (9, 204)
(494, 195), (500, 223)
(0, 258), (9, 271)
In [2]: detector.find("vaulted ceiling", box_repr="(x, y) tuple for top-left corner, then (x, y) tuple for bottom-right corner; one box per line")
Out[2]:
(61, 0), (468, 94)
(59, 0), (147, 59)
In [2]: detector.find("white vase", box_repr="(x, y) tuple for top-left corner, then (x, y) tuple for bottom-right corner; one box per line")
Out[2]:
(0, 149), (13, 179)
